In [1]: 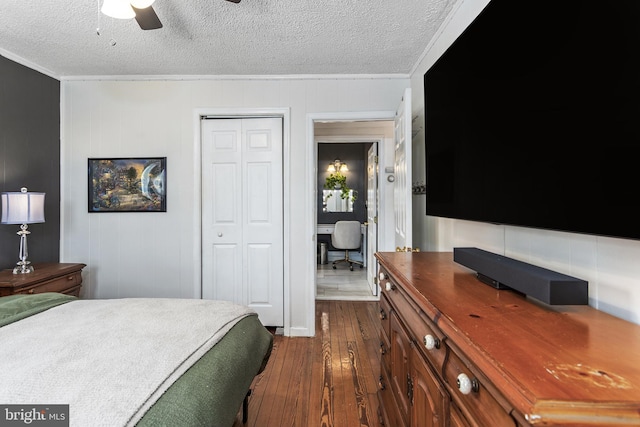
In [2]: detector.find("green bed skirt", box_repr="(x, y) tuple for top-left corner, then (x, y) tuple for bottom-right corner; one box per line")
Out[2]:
(137, 314), (273, 427)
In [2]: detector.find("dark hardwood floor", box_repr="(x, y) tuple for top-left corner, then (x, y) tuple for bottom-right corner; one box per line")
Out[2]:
(232, 300), (383, 427)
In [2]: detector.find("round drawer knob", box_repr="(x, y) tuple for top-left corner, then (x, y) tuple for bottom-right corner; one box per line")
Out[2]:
(456, 373), (479, 395)
(457, 373), (472, 395)
(378, 271), (387, 281)
(385, 282), (393, 292)
(423, 334), (440, 350)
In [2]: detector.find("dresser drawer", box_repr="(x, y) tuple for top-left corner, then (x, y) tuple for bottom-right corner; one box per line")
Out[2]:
(444, 345), (515, 427)
(380, 330), (391, 378)
(379, 293), (391, 339)
(381, 275), (447, 373)
(16, 271), (82, 296)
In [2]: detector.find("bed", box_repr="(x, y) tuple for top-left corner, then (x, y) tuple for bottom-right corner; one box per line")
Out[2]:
(0, 292), (273, 427)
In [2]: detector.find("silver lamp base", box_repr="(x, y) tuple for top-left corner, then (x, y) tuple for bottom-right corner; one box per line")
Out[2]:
(13, 224), (35, 274)
(13, 261), (34, 274)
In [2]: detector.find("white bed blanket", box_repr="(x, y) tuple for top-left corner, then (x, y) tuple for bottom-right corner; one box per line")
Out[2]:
(0, 298), (255, 426)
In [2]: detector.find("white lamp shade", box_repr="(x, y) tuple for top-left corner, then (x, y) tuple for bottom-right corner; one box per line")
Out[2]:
(1, 191), (45, 225)
(101, 0), (136, 19)
(130, 0), (155, 8)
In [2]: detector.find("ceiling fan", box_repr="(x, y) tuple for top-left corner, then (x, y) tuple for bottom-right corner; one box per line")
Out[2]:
(101, 0), (240, 31)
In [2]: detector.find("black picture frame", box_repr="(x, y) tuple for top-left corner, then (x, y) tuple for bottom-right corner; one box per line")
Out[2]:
(88, 157), (167, 212)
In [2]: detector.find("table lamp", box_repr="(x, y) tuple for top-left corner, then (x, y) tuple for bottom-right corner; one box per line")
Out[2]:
(1, 187), (46, 274)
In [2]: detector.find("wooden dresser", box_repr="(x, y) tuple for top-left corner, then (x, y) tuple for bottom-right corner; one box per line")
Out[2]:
(375, 251), (640, 426)
(0, 263), (86, 297)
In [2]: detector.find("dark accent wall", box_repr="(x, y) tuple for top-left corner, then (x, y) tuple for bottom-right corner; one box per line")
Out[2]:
(317, 143), (371, 249)
(317, 143), (370, 224)
(0, 56), (61, 270)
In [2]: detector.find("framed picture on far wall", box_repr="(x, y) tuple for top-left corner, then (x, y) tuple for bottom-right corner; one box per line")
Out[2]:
(88, 157), (167, 212)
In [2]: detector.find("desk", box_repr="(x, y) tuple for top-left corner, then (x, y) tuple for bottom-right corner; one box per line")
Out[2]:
(317, 223), (367, 266)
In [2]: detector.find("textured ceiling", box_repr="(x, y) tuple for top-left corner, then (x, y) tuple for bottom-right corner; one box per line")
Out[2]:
(0, 0), (457, 78)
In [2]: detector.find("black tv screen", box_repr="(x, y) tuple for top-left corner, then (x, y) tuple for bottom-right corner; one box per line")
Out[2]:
(425, 0), (640, 240)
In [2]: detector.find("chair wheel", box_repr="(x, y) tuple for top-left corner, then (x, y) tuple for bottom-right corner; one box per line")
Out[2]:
(332, 265), (336, 269)
(359, 265), (363, 269)
(350, 265), (353, 271)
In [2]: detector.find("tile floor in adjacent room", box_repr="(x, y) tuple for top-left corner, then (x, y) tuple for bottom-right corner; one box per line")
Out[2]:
(316, 262), (378, 301)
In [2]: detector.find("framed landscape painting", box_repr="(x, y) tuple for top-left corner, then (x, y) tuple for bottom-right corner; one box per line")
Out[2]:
(88, 157), (167, 212)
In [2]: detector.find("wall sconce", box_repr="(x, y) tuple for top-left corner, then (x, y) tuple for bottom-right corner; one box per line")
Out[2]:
(327, 159), (348, 173)
(1, 187), (46, 274)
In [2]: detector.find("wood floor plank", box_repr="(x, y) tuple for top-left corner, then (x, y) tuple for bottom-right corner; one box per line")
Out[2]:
(335, 301), (359, 427)
(264, 334), (301, 427)
(360, 302), (385, 425)
(257, 334), (290, 427)
(308, 300), (327, 426)
(344, 302), (368, 427)
(329, 302), (346, 426)
(233, 301), (382, 427)
(348, 302), (381, 426)
(292, 335), (314, 425)
(353, 302), (383, 391)
(321, 306), (335, 426)
(280, 338), (309, 427)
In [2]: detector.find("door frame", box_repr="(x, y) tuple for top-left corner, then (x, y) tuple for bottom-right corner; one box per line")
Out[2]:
(307, 111), (395, 337)
(194, 107), (291, 334)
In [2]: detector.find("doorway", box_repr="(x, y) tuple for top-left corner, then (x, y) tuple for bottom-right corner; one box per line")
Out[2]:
(304, 89), (411, 336)
(313, 120), (394, 301)
(316, 140), (376, 301)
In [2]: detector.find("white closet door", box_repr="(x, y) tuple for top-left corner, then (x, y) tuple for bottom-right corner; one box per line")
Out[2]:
(201, 117), (284, 326)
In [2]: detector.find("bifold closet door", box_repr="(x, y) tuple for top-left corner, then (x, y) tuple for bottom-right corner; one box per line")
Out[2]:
(201, 117), (284, 327)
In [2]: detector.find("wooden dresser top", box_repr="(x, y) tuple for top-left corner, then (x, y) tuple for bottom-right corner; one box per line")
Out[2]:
(375, 251), (640, 424)
(0, 263), (86, 288)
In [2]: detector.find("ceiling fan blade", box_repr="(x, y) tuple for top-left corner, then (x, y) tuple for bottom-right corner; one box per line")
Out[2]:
(226, 0), (241, 3)
(133, 5), (163, 30)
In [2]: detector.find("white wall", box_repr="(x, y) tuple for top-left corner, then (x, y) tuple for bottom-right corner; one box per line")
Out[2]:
(409, 0), (640, 325)
(60, 77), (409, 337)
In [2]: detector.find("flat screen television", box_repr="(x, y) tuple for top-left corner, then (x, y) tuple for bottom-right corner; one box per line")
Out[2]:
(424, 0), (640, 240)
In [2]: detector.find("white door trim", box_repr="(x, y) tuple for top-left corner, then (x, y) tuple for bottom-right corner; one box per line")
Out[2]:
(194, 107), (291, 335)
(394, 88), (413, 250)
(306, 111), (395, 337)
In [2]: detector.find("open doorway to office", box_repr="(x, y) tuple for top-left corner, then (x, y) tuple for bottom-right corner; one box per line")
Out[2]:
(313, 120), (394, 301)
(316, 141), (373, 300)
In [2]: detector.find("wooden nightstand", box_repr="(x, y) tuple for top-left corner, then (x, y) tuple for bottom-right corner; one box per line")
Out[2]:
(0, 263), (86, 297)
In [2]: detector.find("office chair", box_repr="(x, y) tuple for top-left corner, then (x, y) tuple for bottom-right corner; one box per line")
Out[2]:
(331, 220), (364, 271)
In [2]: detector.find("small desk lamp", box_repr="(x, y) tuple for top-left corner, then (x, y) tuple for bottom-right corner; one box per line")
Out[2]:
(1, 187), (46, 274)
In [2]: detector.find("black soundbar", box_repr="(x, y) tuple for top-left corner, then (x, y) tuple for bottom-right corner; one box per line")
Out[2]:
(453, 247), (588, 305)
